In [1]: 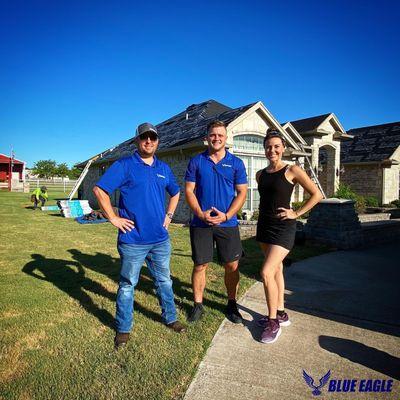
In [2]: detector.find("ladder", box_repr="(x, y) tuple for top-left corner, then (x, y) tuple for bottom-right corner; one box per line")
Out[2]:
(298, 144), (326, 199)
(68, 156), (99, 200)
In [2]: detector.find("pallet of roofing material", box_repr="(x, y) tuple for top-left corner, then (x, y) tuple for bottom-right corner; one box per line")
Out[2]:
(41, 205), (60, 211)
(57, 200), (93, 218)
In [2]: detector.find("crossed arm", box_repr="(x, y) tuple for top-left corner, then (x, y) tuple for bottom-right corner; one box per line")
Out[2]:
(185, 182), (248, 225)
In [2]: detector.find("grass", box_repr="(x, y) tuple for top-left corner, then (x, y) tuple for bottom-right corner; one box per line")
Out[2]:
(0, 191), (331, 400)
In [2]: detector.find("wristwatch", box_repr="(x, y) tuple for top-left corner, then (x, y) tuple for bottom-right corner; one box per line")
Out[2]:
(166, 212), (174, 220)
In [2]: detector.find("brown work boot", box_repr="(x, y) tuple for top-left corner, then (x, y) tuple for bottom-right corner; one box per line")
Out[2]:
(114, 332), (130, 350)
(166, 321), (187, 333)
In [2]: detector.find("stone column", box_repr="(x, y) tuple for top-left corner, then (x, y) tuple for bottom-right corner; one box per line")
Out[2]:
(304, 198), (363, 249)
(382, 166), (399, 204)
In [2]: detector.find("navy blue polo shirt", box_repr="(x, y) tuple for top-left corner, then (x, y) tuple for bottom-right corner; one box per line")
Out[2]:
(95, 151), (180, 245)
(185, 150), (247, 228)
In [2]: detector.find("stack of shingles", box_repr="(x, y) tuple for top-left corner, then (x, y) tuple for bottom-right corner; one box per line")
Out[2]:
(57, 200), (92, 218)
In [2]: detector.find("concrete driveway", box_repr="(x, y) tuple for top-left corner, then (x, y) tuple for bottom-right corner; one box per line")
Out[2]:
(184, 241), (400, 400)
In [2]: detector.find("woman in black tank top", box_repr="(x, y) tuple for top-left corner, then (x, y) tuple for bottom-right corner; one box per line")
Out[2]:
(255, 129), (323, 344)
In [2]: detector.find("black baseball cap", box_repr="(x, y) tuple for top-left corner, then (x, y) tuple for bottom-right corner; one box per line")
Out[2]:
(135, 122), (159, 138)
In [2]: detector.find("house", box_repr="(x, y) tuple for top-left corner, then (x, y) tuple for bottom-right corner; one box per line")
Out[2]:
(286, 113), (352, 197)
(78, 100), (349, 222)
(0, 153), (26, 191)
(340, 121), (400, 204)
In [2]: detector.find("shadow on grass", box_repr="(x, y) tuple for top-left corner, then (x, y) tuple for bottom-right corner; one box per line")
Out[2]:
(67, 249), (228, 317)
(319, 336), (400, 380)
(22, 253), (162, 329)
(23, 254), (115, 329)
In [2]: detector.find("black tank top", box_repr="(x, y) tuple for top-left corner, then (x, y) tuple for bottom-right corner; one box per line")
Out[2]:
(258, 165), (294, 218)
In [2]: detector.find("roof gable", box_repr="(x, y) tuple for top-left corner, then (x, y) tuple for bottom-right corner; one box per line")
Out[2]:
(157, 100), (254, 150)
(0, 154), (25, 164)
(289, 114), (331, 133)
(281, 122), (308, 146)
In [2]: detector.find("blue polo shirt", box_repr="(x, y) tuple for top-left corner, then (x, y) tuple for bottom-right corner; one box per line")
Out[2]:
(185, 150), (247, 228)
(95, 151), (180, 244)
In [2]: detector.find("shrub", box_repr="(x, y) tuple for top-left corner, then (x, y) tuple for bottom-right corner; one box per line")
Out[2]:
(292, 201), (305, 211)
(365, 196), (379, 207)
(251, 210), (259, 221)
(334, 183), (365, 213)
(355, 196), (366, 213)
(390, 199), (400, 208)
(335, 183), (357, 201)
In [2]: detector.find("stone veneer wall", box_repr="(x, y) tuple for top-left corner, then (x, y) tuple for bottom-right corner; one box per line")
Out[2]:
(158, 149), (202, 223)
(81, 166), (101, 208)
(318, 168), (327, 196)
(340, 164), (382, 201)
(81, 162), (119, 209)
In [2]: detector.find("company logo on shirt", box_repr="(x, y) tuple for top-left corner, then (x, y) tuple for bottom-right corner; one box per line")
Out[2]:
(157, 174), (166, 179)
(222, 164), (232, 167)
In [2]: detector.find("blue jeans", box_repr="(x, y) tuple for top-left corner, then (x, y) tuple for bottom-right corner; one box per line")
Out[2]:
(116, 239), (177, 332)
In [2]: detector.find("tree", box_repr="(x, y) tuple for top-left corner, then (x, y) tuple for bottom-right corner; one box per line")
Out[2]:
(68, 167), (82, 179)
(56, 163), (69, 178)
(32, 160), (57, 179)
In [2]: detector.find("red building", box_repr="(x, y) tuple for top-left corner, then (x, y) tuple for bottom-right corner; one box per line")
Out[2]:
(0, 153), (26, 186)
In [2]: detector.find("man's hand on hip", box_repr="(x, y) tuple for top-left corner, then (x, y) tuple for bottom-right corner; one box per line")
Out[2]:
(109, 216), (135, 233)
(163, 215), (172, 230)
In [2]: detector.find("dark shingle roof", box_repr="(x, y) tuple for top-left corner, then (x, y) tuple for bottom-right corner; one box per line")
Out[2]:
(341, 121), (400, 163)
(83, 100), (255, 166)
(289, 114), (331, 133)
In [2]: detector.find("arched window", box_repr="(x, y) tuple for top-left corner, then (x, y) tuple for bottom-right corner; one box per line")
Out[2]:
(233, 135), (264, 153)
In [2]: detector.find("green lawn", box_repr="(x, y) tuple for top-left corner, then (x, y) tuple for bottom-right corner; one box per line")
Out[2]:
(0, 191), (330, 400)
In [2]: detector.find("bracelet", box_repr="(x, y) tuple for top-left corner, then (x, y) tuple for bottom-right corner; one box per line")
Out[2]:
(225, 213), (228, 221)
(166, 212), (174, 220)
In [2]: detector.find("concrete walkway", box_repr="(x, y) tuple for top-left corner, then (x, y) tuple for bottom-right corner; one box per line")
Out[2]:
(184, 241), (400, 400)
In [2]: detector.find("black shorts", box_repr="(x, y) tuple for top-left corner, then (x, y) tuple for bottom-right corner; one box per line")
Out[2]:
(189, 226), (243, 265)
(256, 216), (296, 251)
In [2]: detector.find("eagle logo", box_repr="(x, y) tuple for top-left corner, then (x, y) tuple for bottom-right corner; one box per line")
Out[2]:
(302, 370), (331, 396)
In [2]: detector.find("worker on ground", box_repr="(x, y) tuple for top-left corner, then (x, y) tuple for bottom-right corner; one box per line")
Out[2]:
(31, 186), (48, 209)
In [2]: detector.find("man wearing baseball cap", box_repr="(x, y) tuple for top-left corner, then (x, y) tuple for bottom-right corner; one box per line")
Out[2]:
(93, 122), (186, 350)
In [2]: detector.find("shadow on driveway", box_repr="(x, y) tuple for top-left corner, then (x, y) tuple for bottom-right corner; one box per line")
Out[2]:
(319, 335), (400, 380)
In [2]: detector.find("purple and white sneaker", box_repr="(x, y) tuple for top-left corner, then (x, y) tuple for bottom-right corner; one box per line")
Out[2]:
(277, 311), (291, 327)
(260, 318), (281, 344)
(257, 311), (291, 328)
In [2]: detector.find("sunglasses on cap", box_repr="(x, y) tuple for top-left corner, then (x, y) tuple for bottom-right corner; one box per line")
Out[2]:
(138, 132), (158, 141)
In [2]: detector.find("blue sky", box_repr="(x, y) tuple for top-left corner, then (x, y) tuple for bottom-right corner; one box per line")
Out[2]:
(1, 0), (399, 167)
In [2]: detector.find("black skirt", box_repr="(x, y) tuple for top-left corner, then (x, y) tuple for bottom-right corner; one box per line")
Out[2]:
(256, 215), (296, 251)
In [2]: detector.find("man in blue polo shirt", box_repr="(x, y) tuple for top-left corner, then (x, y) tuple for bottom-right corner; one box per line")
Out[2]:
(93, 122), (186, 349)
(185, 120), (248, 323)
